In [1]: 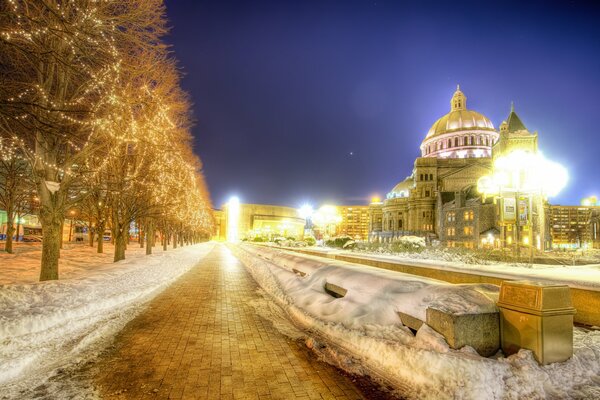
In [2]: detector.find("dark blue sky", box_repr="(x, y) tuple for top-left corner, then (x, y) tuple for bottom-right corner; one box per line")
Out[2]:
(164, 0), (600, 208)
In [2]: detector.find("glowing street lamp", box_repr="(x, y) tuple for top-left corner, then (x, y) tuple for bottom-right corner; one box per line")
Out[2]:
(226, 196), (240, 243)
(298, 204), (314, 237)
(312, 205), (342, 239)
(478, 150), (568, 198)
(478, 150), (568, 257)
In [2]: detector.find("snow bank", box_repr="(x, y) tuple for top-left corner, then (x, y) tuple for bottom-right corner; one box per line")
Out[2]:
(0, 242), (215, 389)
(232, 244), (600, 399)
(297, 245), (600, 291)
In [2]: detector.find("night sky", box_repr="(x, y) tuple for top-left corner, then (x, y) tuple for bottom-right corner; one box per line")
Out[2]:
(164, 0), (600, 209)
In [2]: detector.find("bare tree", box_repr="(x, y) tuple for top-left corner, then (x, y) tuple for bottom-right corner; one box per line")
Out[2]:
(0, 139), (33, 253)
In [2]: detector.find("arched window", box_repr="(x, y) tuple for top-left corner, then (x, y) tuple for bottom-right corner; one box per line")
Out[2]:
(454, 137), (459, 147)
(448, 139), (452, 148)
(470, 136), (474, 145)
(420, 174), (423, 181)
(429, 173), (433, 181)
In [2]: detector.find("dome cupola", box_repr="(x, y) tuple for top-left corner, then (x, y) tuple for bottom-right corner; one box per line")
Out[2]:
(420, 85), (499, 159)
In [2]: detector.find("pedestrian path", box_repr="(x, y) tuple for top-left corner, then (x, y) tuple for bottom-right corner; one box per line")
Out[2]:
(94, 244), (366, 400)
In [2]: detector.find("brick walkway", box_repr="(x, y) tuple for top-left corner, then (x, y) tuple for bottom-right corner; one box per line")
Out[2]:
(94, 244), (366, 400)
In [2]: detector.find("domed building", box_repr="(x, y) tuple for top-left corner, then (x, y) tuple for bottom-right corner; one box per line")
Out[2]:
(421, 86), (498, 159)
(369, 86), (536, 247)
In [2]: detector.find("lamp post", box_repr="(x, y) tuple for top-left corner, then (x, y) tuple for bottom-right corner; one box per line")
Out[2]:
(478, 150), (568, 261)
(312, 205), (342, 240)
(298, 204), (314, 238)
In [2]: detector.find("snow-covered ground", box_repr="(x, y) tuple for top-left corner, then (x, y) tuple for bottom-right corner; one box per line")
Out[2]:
(0, 242), (157, 285)
(0, 242), (215, 398)
(232, 244), (600, 400)
(296, 246), (600, 291)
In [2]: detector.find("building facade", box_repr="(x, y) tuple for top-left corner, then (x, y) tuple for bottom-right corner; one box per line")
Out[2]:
(547, 205), (600, 249)
(217, 203), (305, 241)
(338, 205), (369, 240)
(369, 86), (544, 249)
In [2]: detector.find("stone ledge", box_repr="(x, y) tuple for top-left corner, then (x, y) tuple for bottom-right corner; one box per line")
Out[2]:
(426, 307), (500, 357)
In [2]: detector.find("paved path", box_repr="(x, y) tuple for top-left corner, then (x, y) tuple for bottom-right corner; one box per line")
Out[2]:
(94, 244), (366, 400)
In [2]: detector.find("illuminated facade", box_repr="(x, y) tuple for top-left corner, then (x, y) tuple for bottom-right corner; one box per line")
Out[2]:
(547, 205), (600, 249)
(217, 203), (305, 241)
(369, 86), (548, 249)
(338, 206), (369, 240)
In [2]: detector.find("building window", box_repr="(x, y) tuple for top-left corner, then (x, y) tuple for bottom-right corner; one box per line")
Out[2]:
(463, 210), (474, 221)
(447, 211), (455, 222)
(398, 220), (403, 229)
(447, 227), (455, 236)
(454, 137), (459, 147)
(424, 174), (428, 181)
(464, 226), (474, 235)
(420, 174), (423, 181)
(448, 139), (452, 148)
(425, 190), (430, 197)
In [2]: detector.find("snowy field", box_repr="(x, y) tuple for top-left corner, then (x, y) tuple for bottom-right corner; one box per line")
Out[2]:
(0, 242), (156, 285)
(0, 242), (215, 398)
(232, 244), (600, 400)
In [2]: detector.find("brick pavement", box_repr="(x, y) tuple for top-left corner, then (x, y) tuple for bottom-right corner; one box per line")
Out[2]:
(94, 244), (367, 400)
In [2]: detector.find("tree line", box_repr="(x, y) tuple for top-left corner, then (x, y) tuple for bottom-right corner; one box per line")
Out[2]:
(0, 0), (214, 280)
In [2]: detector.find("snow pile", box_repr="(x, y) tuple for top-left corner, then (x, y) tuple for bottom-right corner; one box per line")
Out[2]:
(232, 244), (600, 399)
(0, 242), (215, 390)
(245, 245), (498, 325)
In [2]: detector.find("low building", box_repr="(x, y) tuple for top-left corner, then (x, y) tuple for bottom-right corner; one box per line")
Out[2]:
(219, 202), (305, 241)
(439, 192), (497, 248)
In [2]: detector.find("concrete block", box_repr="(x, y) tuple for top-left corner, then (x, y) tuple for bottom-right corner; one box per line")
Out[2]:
(397, 312), (424, 332)
(324, 282), (347, 298)
(426, 307), (500, 357)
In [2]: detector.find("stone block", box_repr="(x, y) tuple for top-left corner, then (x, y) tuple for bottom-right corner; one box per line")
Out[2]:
(324, 282), (347, 298)
(397, 312), (424, 332)
(426, 307), (500, 357)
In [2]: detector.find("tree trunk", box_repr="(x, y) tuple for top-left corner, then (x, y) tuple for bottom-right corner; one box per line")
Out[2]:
(39, 214), (63, 281)
(59, 220), (64, 250)
(96, 221), (105, 253)
(146, 222), (154, 255)
(14, 218), (20, 243)
(140, 227), (144, 248)
(173, 232), (177, 249)
(113, 225), (127, 262)
(4, 206), (15, 253)
(162, 234), (167, 251)
(89, 220), (94, 247)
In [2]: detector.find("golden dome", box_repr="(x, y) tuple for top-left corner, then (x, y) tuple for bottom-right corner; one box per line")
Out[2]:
(425, 86), (495, 140)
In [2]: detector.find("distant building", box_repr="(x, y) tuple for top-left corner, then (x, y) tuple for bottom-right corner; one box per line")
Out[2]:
(547, 205), (600, 249)
(216, 203), (305, 241)
(338, 205), (369, 240)
(369, 86), (548, 250)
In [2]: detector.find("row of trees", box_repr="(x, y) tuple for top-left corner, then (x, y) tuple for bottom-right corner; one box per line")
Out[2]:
(0, 1), (214, 280)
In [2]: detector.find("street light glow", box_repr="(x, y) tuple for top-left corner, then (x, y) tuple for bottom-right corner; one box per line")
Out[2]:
(227, 196), (240, 243)
(298, 204), (314, 219)
(478, 150), (568, 198)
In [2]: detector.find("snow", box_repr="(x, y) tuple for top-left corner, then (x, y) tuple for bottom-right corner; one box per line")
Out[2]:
(232, 243), (600, 399)
(0, 242), (215, 396)
(296, 245), (600, 291)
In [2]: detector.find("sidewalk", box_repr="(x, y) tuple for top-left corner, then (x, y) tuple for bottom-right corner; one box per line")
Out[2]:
(94, 244), (366, 400)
